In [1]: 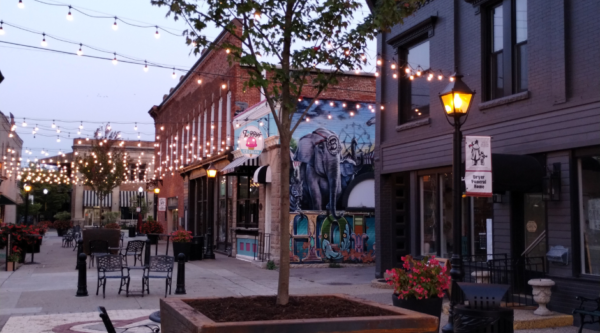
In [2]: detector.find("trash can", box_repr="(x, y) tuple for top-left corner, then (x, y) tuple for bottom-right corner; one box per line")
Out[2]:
(128, 226), (136, 238)
(453, 282), (514, 333)
(190, 236), (204, 261)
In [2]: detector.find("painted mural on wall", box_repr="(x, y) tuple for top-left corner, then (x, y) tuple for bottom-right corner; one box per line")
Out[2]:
(290, 98), (375, 216)
(289, 213), (375, 263)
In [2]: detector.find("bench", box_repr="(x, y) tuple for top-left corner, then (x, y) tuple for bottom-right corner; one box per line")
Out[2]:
(573, 295), (600, 333)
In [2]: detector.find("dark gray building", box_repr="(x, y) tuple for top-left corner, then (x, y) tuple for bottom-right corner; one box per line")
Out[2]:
(374, 0), (600, 319)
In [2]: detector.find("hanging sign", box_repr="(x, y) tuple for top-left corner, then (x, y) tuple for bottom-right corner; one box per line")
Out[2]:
(158, 198), (167, 212)
(238, 125), (264, 158)
(464, 136), (493, 197)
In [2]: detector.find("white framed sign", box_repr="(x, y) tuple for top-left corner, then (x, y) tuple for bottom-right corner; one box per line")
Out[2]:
(158, 197), (167, 212)
(238, 125), (264, 158)
(465, 136), (493, 197)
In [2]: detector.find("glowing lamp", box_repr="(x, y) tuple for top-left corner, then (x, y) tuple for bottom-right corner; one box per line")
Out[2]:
(206, 163), (217, 178)
(438, 75), (475, 119)
(154, 188), (160, 194)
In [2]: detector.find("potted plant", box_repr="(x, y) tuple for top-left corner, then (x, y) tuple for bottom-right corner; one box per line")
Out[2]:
(105, 222), (121, 230)
(53, 212), (72, 236)
(171, 230), (192, 261)
(36, 221), (52, 236)
(143, 217), (164, 245)
(0, 224), (43, 260)
(386, 255), (450, 331)
(7, 246), (21, 271)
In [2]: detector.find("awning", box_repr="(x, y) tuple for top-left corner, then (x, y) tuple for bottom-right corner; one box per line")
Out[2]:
(222, 156), (259, 174)
(492, 154), (544, 193)
(253, 165), (272, 184)
(0, 194), (17, 205)
(120, 191), (148, 207)
(83, 191), (112, 207)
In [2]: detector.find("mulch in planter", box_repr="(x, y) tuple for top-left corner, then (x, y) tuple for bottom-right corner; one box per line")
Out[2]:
(185, 296), (398, 322)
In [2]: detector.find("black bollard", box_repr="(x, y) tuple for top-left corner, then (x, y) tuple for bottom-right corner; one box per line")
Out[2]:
(175, 253), (186, 295)
(75, 239), (83, 270)
(203, 230), (215, 260)
(144, 239), (151, 266)
(76, 253), (88, 297)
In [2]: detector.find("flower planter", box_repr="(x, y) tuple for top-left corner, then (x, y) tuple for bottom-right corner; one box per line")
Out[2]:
(56, 228), (68, 237)
(147, 234), (159, 245)
(528, 278), (555, 316)
(160, 294), (438, 333)
(392, 295), (443, 331)
(172, 242), (191, 262)
(6, 261), (19, 271)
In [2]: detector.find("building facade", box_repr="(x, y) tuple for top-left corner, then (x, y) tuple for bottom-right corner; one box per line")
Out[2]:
(374, 0), (600, 318)
(0, 111), (22, 223)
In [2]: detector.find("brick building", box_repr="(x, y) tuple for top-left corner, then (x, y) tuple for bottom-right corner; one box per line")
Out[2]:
(374, 0), (600, 321)
(148, 23), (377, 265)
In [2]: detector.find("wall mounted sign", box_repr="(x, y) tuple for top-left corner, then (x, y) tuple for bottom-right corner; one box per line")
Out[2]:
(238, 125), (264, 158)
(465, 136), (493, 197)
(158, 198), (166, 212)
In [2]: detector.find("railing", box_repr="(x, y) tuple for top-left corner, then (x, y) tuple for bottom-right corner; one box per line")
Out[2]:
(253, 232), (271, 262)
(461, 254), (546, 307)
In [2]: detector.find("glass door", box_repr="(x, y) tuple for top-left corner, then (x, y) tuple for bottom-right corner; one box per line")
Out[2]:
(523, 194), (546, 258)
(217, 175), (228, 251)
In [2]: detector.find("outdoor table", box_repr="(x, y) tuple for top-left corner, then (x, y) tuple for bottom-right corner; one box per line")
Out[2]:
(149, 311), (161, 323)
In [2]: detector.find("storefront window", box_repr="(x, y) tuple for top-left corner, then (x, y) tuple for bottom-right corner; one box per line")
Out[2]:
(579, 156), (600, 276)
(420, 174), (438, 256)
(237, 175), (259, 228)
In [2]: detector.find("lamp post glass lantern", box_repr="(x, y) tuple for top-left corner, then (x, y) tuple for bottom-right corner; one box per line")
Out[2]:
(438, 75), (474, 333)
(204, 163), (216, 259)
(24, 184), (32, 225)
(137, 186), (144, 235)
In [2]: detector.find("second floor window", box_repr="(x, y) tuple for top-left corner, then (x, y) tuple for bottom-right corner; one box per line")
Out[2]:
(400, 40), (430, 124)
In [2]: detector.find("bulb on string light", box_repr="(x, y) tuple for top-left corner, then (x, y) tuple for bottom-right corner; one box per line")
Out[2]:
(393, 73), (398, 79)
(306, 117), (310, 122)
(144, 60), (148, 72)
(79, 122), (83, 129)
(66, 6), (73, 21)
(427, 73), (434, 81)
(112, 17), (118, 30)
(438, 71), (443, 81)
(77, 43), (83, 56)
(22, 118), (26, 127)
(172, 68), (176, 79)
(134, 122), (138, 131)
(409, 75), (414, 80)
(18, 0), (24, 9)
(374, 71), (379, 77)
(391, 63), (396, 70)
(225, 48), (230, 54)
(112, 53), (118, 65)
(254, 9), (262, 20)
(52, 120), (56, 128)
(405, 67), (411, 74)
(56, 136), (60, 142)
(361, 54), (366, 61)
(355, 69), (360, 74)
(416, 66), (422, 76)
(255, 52), (262, 60)
(342, 103), (347, 108)
(328, 113), (332, 120)
(329, 102), (334, 107)
(154, 26), (160, 39)
(197, 77), (202, 84)
(0, 21), (5, 36)
(449, 76), (455, 82)
(137, 133), (141, 139)
(41, 33), (47, 47)
(221, 82), (227, 90)
(35, 124), (38, 131)
(107, 123), (111, 130)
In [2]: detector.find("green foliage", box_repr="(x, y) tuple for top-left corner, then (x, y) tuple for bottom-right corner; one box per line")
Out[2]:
(266, 260), (277, 270)
(128, 194), (150, 218)
(289, 137), (298, 152)
(54, 211), (71, 221)
(18, 174), (71, 221)
(102, 211), (120, 224)
(17, 202), (42, 219)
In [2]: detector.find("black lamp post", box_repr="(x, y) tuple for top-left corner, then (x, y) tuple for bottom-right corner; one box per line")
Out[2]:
(204, 163), (217, 259)
(137, 186), (144, 235)
(439, 74), (475, 333)
(23, 184), (31, 225)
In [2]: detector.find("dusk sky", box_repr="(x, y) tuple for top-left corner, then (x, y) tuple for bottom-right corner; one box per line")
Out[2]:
(0, 0), (375, 165)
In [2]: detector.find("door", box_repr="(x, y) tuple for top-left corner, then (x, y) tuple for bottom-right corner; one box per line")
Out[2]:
(217, 175), (228, 251)
(523, 194), (546, 258)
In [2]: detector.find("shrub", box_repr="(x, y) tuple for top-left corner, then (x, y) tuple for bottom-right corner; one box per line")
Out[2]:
(266, 260), (277, 270)
(104, 222), (121, 230)
(53, 220), (73, 230)
(142, 220), (164, 234)
(1, 224), (43, 247)
(54, 211), (71, 222)
(37, 221), (53, 229)
(385, 255), (451, 300)
(102, 211), (120, 224)
(170, 230), (192, 243)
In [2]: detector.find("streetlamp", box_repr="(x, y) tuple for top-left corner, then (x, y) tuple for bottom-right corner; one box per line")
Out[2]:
(23, 184), (32, 225)
(43, 189), (48, 220)
(137, 186), (144, 235)
(204, 163), (217, 259)
(153, 187), (160, 221)
(439, 74), (475, 333)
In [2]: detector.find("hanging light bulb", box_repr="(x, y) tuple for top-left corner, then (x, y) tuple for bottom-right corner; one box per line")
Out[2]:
(416, 66), (422, 76)
(52, 120), (56, 128)
(393, 73), (398, 79)
(361, 54), (366, 61)
(254, 9), (261, 20)
(0, 21), (5, 36)
(328, 113), (332, 120)
(57, 126), (61, 133)
(221, 82), (227, 89)
(134, 122), (138, 131)
(405, 66), (411, 74)
(112, 53), (118, 65)
(225, 48), (230, 54)
(326, 41), (332, 49)
(374, 71), (379, 77)
(391, 63), (396, 70)
(342, 103), (347, 108)
(427, 72), (434, 81)
(79, 122), (83, 129)
(41, 33), (47, 47)
(107, 122), (111, 130)
(18, 0), (24, 9)
(22, 118), (26, 127)
(197, 76), (202, 84)
(255, 52), (262, 60)
(306, 116), (310, 122)
(144, 60), (148, 72)
(172, 68), (176, 79)
(56, 136), (60, 142)
(138, 133), (141, 139)
(66, 6), (73, 21)
(155, 26), (160, 39)
(350, 111), (354, 117)
(409, 75), (415, 80)
(76, 43), (83, 56)
(449, 76), (455, 82)
(112, 17), (118, 30)
(438, 70), (443, 81)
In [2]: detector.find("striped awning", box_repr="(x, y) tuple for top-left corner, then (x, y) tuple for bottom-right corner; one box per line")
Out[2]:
(120, 191), (148, 207)
(253, 165), (271, 184)
(222, 156), (259, 174)
(83, 191), (112, 207)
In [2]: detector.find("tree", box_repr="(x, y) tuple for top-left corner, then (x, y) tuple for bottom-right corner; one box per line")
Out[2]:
(19, 167), (72, 221)
(151, 0), (422, 305)
(77, 126), (130, 217)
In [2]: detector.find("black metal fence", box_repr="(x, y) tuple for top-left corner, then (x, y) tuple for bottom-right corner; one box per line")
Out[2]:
(462, 254), (546, 307)
(253, 232), (271, 262)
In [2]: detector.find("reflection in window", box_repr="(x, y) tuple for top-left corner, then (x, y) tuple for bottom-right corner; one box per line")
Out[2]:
(490, 4), (504, 99)
(420, 174), (438, 256)
(400, 41), (430, 123)
(579, 156), (600, 276)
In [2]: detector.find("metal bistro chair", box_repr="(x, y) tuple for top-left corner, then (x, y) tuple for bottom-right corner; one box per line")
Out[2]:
(89, 240), (110, 268)
(62, 229), (74, 248)
(120, 232), (125, 248)
(96, 255), (129, 299)
(72, 231), (81, 251)
(98, 306), (159, 333)
(120, 240), (145, 267)
(143, 255), (174, 298)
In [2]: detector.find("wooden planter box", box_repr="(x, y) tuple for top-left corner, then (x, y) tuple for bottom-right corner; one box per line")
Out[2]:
(160, 294), (438, 333)
(6, 262), (20, 271)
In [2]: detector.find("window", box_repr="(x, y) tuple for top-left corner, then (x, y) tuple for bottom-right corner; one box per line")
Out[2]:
(486, 0), (528, 100)
(237, 175), (259, 228)
(400, 41), (430, 123)
(578, 155), (600, 276)
(128, 163), (147, 181)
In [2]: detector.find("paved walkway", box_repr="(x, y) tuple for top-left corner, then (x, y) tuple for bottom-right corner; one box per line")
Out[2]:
(0, 231), (594, 332)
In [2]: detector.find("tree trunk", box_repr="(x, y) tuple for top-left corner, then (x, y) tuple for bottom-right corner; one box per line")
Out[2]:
(276, 131), (292, 305)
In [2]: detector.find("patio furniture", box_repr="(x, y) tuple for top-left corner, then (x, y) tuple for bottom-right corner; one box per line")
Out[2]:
(82, 229), (121, 255)
(98, 306), (159, 333)
(573, 295), (600, 333)
(143, 255), (174, 298)
(96, 255), (129, 299)
(62, 230), (74, 248)
(120, 232), (125, 248)
(89, 240), (110, 268)
(120, 240), (145, 267)
(72, 232), (81, 251)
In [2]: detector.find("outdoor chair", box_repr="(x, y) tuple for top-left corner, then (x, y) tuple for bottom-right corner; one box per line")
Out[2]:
(62, 229), (75, 248)
(143, 255), (174, 298)
(72, 232), (81, 251)
(96, 255), (129, 299)
(120, 232), (125, 248)
(98, 306), (159, 333)
(89, 240), (110, 268)
(120, 240), (145, 267)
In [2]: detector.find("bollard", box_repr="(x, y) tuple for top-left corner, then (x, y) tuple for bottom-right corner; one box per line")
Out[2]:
(175, 253), (186, 295)
(75, 239), (83, 270)
(76, 253), (88, 297)
(144, 239), (151, 267)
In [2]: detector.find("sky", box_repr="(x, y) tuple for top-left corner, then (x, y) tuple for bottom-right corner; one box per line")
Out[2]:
(0, 0), (376, 166)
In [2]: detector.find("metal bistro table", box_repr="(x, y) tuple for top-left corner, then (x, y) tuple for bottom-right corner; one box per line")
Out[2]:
(149, 311), (161, 324)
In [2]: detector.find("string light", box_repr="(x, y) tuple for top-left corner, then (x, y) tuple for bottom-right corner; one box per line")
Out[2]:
(52, 120), (56, 128)
(107, 122), (111, 130)
(328, 113), (332, 120)
(79, 122), (83, 129)
(66, 6), (73, 21)
(112, 53), (118, 65)
(144, 60), (148, 72)
(254, 9), (261, 20)
(22, 118), (27, 127)
(0, 21), (4, 36)
(416, 66), (422, 76)
(41, 33), (47, 47)
(374, 71), (379, 77)
(77, 43), (83, 56)
(18, 0), (24, 9)
(438, 71), (443, 80)
(393, 73), (398, 79)
(134, 122), (138, 131)
(221, 82), (227, 89)
(112, 17), (118, 31)
(225, 48), (230, 54)
(376, 58), (382, 66)
(154, 26), (160, 39)
(197, 76), (202, 84)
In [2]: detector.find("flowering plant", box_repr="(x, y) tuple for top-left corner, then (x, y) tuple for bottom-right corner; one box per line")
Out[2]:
(8, 246), (21, 262)
(53, 220), (73, 230)
(1, 224), (43, 246)
(142, 221), (164, 234)
(170, 230), (192, 243)
(386, 255), (451, 300)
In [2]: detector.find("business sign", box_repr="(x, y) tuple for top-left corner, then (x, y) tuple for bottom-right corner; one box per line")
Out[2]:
(464, 136), (492, 197)
(238, 125), (264, 158)
(158, 198), (167, 212)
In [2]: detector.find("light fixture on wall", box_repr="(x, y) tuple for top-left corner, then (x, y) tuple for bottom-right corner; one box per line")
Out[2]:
(206, 163), (217, 178)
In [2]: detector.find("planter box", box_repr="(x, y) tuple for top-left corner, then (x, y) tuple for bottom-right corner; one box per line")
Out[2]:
(82, 229), (121, 255)
(160, 294), (438, 333)
(6, 261), (20, 271)
(172, 242), (191, 262)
